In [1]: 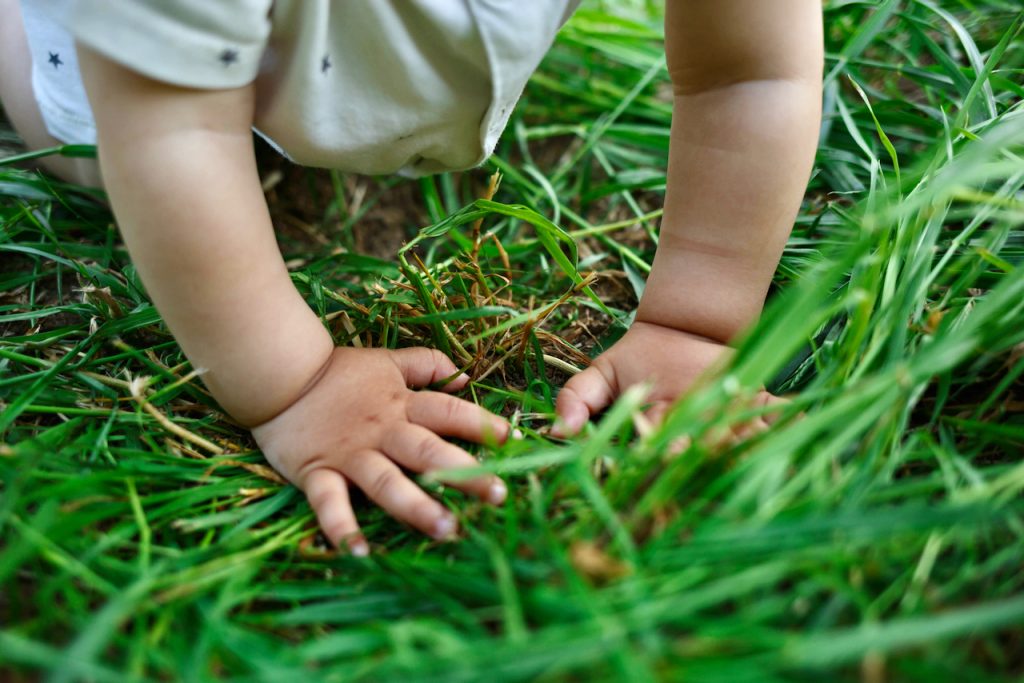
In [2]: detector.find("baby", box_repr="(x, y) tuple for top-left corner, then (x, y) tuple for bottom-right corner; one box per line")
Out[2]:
(0, 0), (823, 555)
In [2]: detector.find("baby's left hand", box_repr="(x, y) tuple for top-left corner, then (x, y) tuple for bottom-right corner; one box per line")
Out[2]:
(552, 320), (782, 437)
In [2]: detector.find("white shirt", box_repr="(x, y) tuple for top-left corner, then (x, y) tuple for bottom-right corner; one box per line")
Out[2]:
(27, 0), (581, 176)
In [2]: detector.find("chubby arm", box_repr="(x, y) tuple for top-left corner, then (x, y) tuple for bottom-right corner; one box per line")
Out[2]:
(78, 47), (334, 426)
(555, 1), (823, 433)
(639, 0), (823, 341)
(79, 49), (511, 551)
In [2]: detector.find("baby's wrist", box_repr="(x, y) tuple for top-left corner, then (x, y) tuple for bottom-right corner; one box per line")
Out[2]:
(195, 329), (336, 429)
(243, 346), (337, 430)
(636, 255), (773, 344)
(629, 316), (730, 347)
(635, 295), (755, 346)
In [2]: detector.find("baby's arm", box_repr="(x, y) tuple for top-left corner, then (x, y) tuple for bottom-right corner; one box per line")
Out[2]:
(555, 0), (823, 433)
(79, 49), (511, 552)
(78, 50), (333, 426)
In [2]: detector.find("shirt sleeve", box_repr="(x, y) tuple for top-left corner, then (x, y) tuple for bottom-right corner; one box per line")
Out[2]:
(69, 0), (273, 89)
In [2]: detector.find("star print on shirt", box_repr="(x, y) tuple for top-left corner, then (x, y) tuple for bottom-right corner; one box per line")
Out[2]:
(321, 55), (332, 73)
(48, 52), (63, 68)
(219, 49), (239, 66)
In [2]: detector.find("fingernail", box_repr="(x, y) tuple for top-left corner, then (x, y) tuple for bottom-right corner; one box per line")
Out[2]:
(488, 480), (507, 505)
(551, 419), (572, 438)
(432, 514), (457, 540)
(349, 540), (369, 557)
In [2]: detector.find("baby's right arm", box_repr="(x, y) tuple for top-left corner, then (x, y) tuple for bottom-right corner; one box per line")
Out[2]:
(79, 48), (333, 426)
(78, 48), (511, 553)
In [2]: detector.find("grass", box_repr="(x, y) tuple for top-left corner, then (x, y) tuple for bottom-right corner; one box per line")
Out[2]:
(1, 0), (1023, 680)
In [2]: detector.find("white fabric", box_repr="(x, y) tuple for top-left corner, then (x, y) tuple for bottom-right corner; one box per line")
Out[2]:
(20, 0), (581, 176)
(20, 0), (95, 146)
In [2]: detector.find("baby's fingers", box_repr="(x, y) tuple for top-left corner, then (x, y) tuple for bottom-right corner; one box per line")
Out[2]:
(757, 392), (789, 426)
(406, 392), (512, 444)
(383, 424), (506, 505)
(346, 449), (458, 541)
(702, 391), (790, 449)
(303, 468), (368, 556)
(553, 364), (616, 437)
(391, 347), (469, 392)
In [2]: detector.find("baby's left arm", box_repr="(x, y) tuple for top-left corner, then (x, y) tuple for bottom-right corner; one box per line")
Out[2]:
(555, 0), (823, 434)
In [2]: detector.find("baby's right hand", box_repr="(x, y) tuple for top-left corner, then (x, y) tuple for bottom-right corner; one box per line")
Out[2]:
(251, 347), (512, 555)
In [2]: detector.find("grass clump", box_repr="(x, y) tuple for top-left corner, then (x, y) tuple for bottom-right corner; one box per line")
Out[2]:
(2, 1), (1023, 680)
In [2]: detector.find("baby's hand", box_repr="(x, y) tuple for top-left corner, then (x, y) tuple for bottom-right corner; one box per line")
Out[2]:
(553, 321), (782, 437)
(251, 347), (511, 555)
